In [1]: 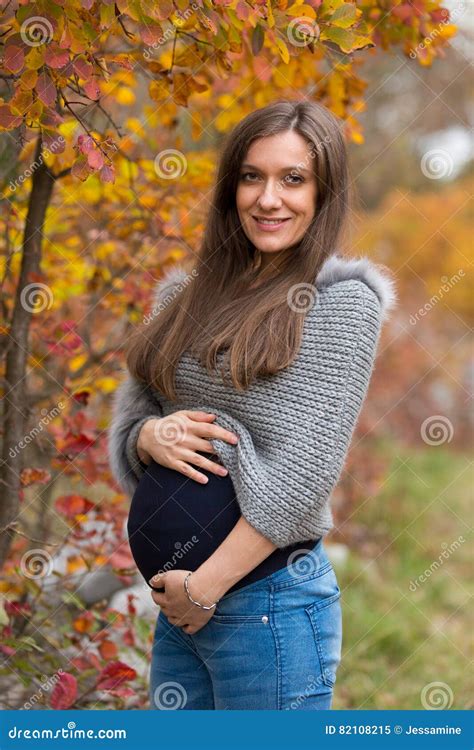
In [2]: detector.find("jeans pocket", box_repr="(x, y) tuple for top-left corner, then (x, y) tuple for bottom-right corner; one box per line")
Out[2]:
(305, 590), (342, 688)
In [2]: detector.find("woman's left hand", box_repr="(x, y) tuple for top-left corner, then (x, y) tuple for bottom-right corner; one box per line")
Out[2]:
(149, 570), (216, 634)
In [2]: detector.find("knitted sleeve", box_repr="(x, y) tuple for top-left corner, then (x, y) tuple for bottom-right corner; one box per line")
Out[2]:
(107, 371), (164, 497)
(206, 279), (385, 548)
(107, 266), (189, 496)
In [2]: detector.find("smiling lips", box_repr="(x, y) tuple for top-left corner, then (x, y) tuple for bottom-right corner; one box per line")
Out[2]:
(252, 216), (291, 231)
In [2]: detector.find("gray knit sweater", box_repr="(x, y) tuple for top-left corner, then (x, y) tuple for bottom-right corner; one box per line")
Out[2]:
(107, 254), (397, 548)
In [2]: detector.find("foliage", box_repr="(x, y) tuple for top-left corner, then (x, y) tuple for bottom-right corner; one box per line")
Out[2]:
(0, 0), (462, 710)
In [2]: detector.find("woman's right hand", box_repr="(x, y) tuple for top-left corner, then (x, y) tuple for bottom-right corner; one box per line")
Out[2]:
(136, 411), (239, 484)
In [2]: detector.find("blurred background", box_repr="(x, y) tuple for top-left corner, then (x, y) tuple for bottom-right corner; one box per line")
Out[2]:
(0, 0), (472, 710)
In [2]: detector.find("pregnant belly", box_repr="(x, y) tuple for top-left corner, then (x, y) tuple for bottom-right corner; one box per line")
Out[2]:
(127, 455), (240, 585)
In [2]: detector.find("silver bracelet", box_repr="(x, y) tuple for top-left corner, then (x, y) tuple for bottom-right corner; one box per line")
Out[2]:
(183, 572), (219, 610)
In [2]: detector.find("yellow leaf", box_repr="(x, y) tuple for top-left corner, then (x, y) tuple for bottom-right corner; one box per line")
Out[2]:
(287, 4), (316, 19)
(115, 87), (135, 105)
(69, 353), (87, 373)
(95, 376), (118, 393)
(275, 37), (290, 64)
(149, 78), (169, 102)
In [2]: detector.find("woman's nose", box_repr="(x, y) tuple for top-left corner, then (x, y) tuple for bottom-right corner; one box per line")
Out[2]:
(257, 182), (283, 209)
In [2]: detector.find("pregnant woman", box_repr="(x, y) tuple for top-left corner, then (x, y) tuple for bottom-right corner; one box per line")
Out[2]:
(107, 100), (397, 710)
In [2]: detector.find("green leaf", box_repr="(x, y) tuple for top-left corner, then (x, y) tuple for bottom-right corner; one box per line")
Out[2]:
(252, 24), (265, 55)
(331, 3), (357, 28)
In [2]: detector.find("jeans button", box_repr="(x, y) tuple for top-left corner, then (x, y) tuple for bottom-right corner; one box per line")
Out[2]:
(261, 615), (268, 624)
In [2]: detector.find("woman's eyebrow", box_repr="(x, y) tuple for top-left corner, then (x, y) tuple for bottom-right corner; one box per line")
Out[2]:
(240, 163), (311, 174)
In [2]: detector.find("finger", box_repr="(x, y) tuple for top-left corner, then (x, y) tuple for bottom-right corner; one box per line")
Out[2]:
(150, 591), (166, 606)
(185, 411), (216, 422)
(174, 460), (211, 485)
(193, 423), (239, 445)
(181, 449), (228, 477)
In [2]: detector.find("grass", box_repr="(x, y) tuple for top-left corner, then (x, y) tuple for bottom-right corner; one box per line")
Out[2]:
(332, 443), (472, 710)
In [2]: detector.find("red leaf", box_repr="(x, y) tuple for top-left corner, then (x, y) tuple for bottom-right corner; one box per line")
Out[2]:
(73, 57), (94, 79)
(87, 149), (104, 169)
(20, 468), (51, 487)
(50, 672), (78, 710)
(45, 45), (69, 69)
(77, 134), (94, 154)
(36, 71), (56, 106)
(97, 661), (137, 690)
(99, 164), (115, 183)
(4, 45), (25, 74)
(55, 494), (95, 518)
(99, 640), (118, 660)
(0, 105), (22, 129)
(72, 389), (91, 405)
(84, 78), (101, 100)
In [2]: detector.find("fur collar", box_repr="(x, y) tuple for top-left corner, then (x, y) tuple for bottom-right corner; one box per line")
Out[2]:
(153, 254), (398, 323)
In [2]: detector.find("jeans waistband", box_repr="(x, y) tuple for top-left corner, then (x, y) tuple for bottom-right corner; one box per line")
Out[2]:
(219, 537), (328, 602)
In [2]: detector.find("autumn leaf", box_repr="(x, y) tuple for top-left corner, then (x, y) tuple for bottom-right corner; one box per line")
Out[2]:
(55, 494), (95, 518)
(50, 672), (78, 709)
(97, 661), (137, 690)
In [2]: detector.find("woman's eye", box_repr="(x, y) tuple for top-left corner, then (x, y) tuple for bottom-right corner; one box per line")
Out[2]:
(240, 172), (304, 185)
(284, 174), (304, 184)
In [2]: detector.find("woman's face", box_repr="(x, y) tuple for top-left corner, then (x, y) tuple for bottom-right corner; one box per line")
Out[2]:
(236, 130), (317, 268)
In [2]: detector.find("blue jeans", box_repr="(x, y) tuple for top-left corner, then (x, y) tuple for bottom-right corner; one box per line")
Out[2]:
(149, 539), (342, 710)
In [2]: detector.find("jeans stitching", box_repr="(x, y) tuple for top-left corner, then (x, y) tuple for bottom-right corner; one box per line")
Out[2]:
(305, 592), (341, 688)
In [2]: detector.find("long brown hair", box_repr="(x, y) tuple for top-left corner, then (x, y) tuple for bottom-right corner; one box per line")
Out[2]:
(126, 100), (350, 399)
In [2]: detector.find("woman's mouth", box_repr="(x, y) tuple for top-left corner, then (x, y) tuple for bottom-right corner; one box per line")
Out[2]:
(252, 216), (291, 232)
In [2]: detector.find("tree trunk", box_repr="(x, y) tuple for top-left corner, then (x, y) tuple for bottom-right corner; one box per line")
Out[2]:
(0, 137), (56, 569)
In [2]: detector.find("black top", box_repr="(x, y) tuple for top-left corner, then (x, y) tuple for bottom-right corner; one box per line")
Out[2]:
(127, 452), (320, 597)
